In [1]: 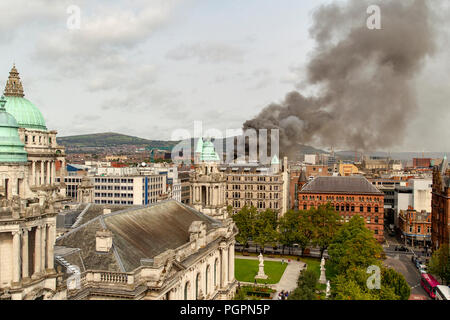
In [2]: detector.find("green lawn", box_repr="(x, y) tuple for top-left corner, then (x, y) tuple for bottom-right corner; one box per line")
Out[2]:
(235, 259), (287, 284)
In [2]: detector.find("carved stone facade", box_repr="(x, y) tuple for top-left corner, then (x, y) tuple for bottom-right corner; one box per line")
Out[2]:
(0, 66), (68, 300)
(190, 139), (289, 219)
(190, 139), (228, 220)
(190, 162), (228, 220)
(55, 201), (237, 300)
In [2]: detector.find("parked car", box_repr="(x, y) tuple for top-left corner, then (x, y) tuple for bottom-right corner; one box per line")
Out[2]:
(418, 264), (427, 273)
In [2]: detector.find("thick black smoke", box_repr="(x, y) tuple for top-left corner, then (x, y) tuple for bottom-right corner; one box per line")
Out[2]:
(244, 0), (436, 158)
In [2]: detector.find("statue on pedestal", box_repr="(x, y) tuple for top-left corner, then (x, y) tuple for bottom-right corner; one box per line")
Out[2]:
(255, 253), (268, 280)
(319, 256), (327, 284)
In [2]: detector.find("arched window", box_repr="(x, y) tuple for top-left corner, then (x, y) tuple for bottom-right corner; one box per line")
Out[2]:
(206, 266), (210, 295)
(195, 273), (200, 300)
(184, 282), (190, 300)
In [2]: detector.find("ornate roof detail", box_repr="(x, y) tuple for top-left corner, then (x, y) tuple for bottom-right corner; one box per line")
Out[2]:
(4, 64), (24, 97)
(2, 65), (48, 131)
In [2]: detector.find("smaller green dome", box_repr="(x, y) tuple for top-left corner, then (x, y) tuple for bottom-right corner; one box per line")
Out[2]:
(200, 140), (220, 162)
(271, 155), (280, 165)
(0, 96), (28, 163)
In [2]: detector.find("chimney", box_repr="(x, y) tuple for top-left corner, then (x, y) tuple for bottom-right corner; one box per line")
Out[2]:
(96, 229), (113, 252)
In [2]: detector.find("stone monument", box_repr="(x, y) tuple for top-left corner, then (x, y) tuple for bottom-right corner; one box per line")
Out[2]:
(319, 256), (327, 284)
(326, 280), (331, 299)
(255, 253), (268, 280)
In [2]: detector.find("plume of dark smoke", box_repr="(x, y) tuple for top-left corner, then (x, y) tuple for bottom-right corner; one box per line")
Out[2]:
(243, 0), (436, 159)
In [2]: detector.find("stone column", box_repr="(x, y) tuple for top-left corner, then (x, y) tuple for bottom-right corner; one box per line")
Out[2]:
(12, 231), (21, 285)
(51, 161), (56, 185)
(46, 161), (51, 185)
(229, 243), (235, 282)
(47, 224), (55, 271)
(40, 161), (44, 186)
(22, 228), (29, 280)
(31, 161), (36, 186)
(33, 226), (41, 277)
(41, 224), (47, 272)
(220, 243), (229, 288)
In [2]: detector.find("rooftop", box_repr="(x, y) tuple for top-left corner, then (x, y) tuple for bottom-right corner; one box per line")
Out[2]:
(55, 200), (223, 272)
(300, 176), (383, 195)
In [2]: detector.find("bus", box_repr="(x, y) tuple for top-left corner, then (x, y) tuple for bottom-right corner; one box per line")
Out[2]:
(420, 273), (440, 299)
(435, 285), (450, 300)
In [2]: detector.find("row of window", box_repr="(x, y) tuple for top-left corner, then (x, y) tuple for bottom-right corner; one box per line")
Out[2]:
(95, 193), (133, 198)
(231, 200), (279, 210)
(95, 200), (133, 205)
(95, 185), (134, 190)
(230, 184), (279, 191)
(95, 178), (134, 183)
(229, 192), (280, 200)
(228, 176), (279, 182)
(24, 134), (52, 145)
(408, 225), (431, 234)
(301, 203), (380, 213)
(302, 195), (382, 203)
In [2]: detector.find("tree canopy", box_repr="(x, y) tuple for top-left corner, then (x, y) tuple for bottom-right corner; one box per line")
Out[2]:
(428, 244), (450, 285)
(328, 215), (383, 274)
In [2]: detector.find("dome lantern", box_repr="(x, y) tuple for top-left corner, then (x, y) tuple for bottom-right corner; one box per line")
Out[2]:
(3, 65), (47, 131)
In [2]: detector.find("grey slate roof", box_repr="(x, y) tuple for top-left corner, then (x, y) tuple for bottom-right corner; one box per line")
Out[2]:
(300, 176), (382, 195)
(55, 200), (223, 272)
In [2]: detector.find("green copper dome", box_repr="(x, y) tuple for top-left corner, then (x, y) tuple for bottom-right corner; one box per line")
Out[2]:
(0, 96), (28, 163)
(271, 154), (280, 165)
(200, 140), (220, 162)
(3, 65), (47, 131)
(4, 96), (47, 131)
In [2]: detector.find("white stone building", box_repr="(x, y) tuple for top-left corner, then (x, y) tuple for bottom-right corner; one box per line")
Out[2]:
(55, 200), (237, 300)
(0, 66), (68, 300)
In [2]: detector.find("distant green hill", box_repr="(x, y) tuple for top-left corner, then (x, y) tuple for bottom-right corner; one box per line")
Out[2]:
(57, 132), (180, 149)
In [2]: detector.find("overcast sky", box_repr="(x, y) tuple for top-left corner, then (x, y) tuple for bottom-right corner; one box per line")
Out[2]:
(0, 0), (448, 152)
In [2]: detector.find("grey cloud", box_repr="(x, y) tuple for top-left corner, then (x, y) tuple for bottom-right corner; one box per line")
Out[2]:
(166, 43), (245, 64)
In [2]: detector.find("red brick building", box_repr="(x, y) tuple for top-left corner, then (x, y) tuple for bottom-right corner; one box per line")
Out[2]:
(398, 207), (431, 247)
(298, 176), (385, 242)
(431, 157), (450, 250)
(305, 165), (329, 179)
(289, 169), (308, 210)
(413, 158), (432, 168)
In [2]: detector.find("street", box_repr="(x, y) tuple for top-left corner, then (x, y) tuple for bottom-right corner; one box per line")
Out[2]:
(383, 230), (430, 299)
